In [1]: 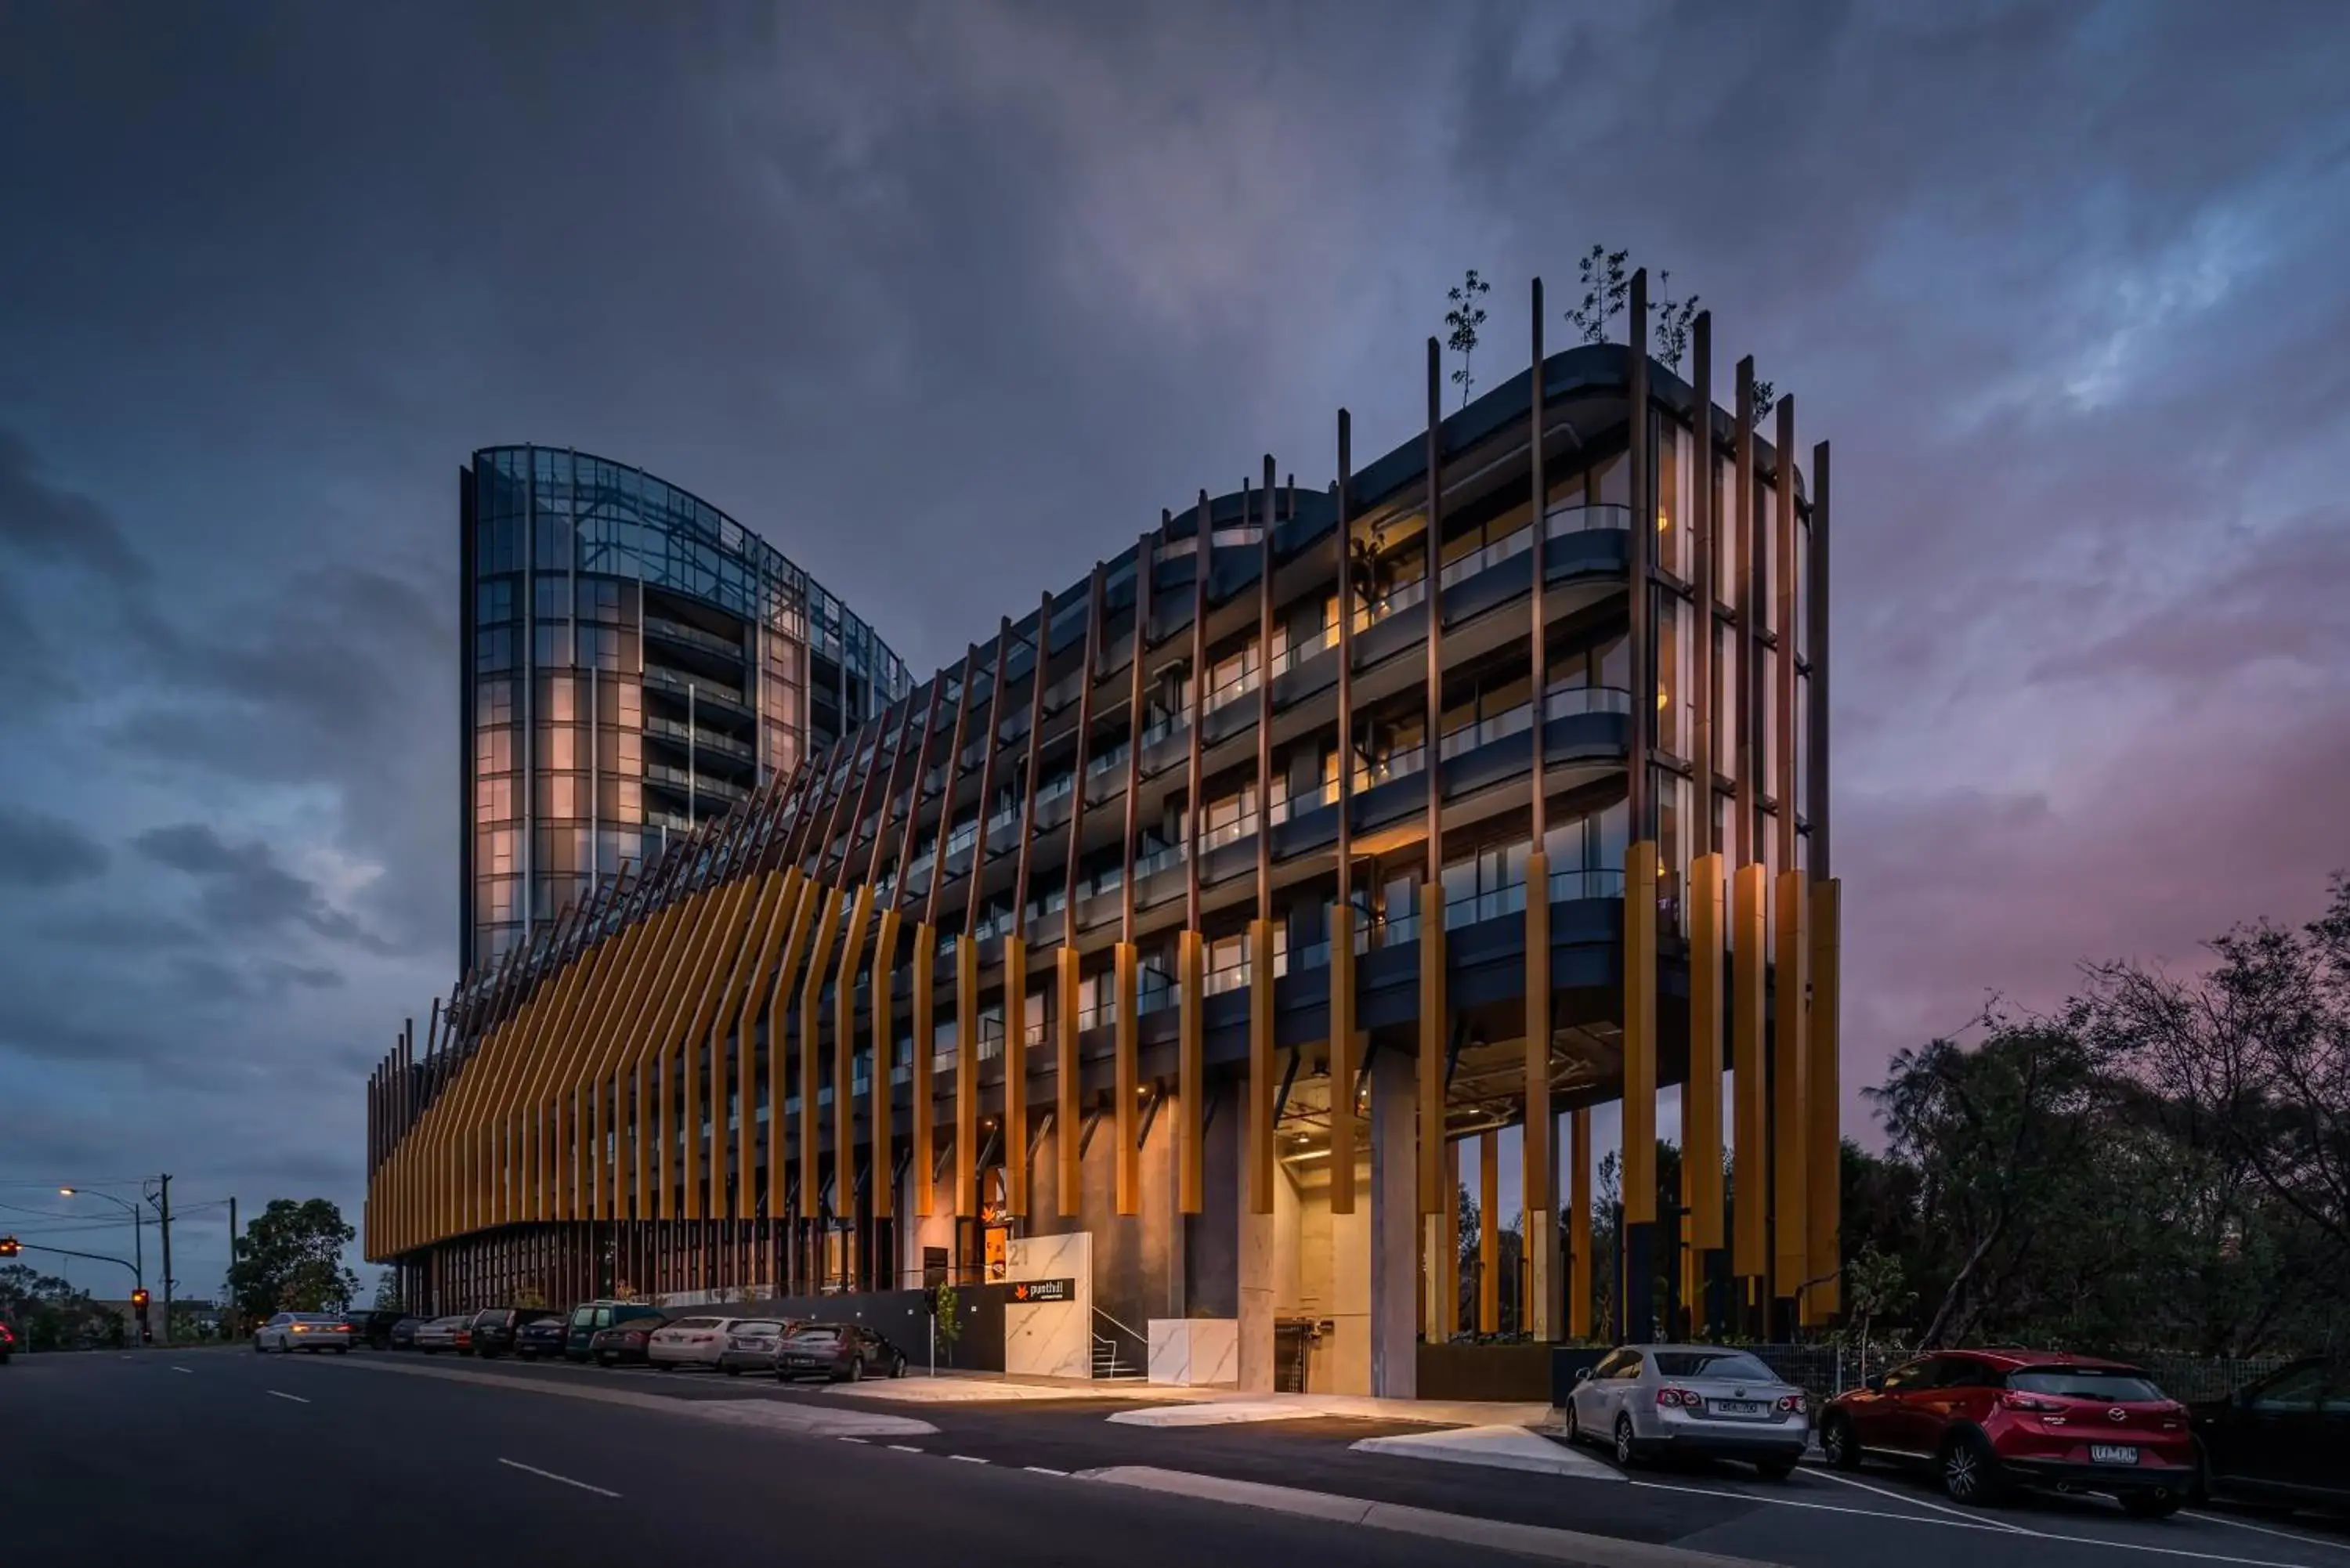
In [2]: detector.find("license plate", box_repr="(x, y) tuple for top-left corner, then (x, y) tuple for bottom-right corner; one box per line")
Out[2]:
(1709, 1400), (1767, 1416)
(2090, 1444), (2138, 1465)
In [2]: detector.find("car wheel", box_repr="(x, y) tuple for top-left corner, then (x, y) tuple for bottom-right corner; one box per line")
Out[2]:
(334, 1347), (349, 1356)
(1562, 1401), (1582, 1446)
(1614, 1414), (1641, 1469)
(1940, 1432), (2005, 1506)
(724, 1365), (739, 1377)
(848, 1357), (864, 1382)
(1820, 1412), (1863, 1471)
(1755, 1456), (1799, 1481)
(891, 1355), (906, 1379)
(253, 1339), (266, 1354)
(2120, 1490), (2182, 1520)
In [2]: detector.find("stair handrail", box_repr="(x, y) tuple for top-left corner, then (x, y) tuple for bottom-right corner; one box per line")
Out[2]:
(1091, 1305), (1149, 1351)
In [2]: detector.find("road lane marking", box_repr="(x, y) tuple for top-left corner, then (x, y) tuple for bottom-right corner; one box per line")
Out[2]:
(840, 1436), (870, 1444)
(1627, 1478), (2009, 1532)
(949, 1454), (989, 1464)
(1802, 1466), (2042, 1534)
(171, 1366), (194, 1375)
(266, 1390), (310, 1404)
(1025, 1466), (1069, 1476)
(2185, 1512), (2350, 1553)
(497, 1458), (620, 1498)
(888, 1444), (924, 1454)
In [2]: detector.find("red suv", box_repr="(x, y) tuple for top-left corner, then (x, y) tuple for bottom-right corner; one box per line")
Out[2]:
(1820, 1349), (2193, 1516)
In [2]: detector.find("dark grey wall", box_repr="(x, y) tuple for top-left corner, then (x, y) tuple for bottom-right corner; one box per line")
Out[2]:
(734, 1284), (1010, 1373)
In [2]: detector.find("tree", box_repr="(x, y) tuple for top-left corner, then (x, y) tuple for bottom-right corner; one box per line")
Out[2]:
(1841, 1245), (1911, 1379)
(1653, 270), (1700, 372)
(1444, 268), (1491, 407)
(371, 1270), (405, 1312)
(226, 1199), (359, 1322)
(1566, 245), (1630, 344)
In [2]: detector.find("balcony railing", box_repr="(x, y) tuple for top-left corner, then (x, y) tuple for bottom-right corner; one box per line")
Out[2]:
(1439, 704), (1533, 761)
(1271, 623), (1338, 677)
(1354, 574), (1427, 632)
(1548, 866), (1629, 901)
(643, 615), (745, 660)
(1437, 523), (1533, 589)
(1267, 780), (1337, 825)
(1204, 664), (1260, 714)
(1446, 883), (1528, 929)
(1544, 684), (1634, 718)
(644, 763), (746, 803)
(1546, 501), (1632, 537)
(1132, 842), (1187, 880)
(643, 715), (754, 760)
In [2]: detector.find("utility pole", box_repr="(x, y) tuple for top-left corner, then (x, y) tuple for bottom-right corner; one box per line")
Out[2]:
(226, 1196), (240, 1339)
(155, 1174), (174, 1347)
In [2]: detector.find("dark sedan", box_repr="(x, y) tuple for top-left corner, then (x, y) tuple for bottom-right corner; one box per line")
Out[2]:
(387, 1316), (427, 1350)
(514, 1315), (568, 1360)
(718, 1319), (797, 1376)
(341, 1309), (406, 1349)
(775, 1323), (906, 1384)
(2192, 1357), (2348, 1514)
(469, 1306), (561, 1359)
(590, 1317), (670, 1367)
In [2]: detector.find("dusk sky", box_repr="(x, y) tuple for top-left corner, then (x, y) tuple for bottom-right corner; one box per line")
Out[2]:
(3, 2), (2345, 1298)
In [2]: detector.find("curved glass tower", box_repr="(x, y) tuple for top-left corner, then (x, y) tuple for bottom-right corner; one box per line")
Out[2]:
(460, 445), (908, 970)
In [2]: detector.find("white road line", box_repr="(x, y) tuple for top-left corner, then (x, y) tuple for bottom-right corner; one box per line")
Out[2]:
(1025, 1466), (1069, 1477)
(497, 1458), (621, 1499)
(265, 1390), (309, 1404)
(2185, 1512), (2350, 1553)
(1802, 1466), (2042, 1534)
(839, 1436), (870, 1444)
(888, 1445), (924, 1454)
(1626, 1478), (2008, 1532)
(170, 1366), (194, 1375)
(949, 1454), (989, 1464)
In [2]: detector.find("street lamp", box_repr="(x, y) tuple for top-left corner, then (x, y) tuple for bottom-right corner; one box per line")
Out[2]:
(60, 1187), (146, 1335)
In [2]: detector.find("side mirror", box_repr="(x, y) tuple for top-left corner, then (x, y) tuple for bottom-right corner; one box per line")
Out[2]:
(1865, 1375), (1885, 1394)
(1574, 1367), (1591, 1385)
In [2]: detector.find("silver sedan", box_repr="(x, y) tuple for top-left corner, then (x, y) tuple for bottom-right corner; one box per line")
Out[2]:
(253, 1312), (353, 1354)
(1564, 1343), (1810, 1476)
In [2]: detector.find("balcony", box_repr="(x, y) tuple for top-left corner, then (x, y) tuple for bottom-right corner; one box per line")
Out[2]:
(643, 615), (745, 662)
(643, 715), (754, 761)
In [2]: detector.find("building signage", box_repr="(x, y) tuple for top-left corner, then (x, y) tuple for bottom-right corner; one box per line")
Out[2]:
(1009, 1277), (1074, 1304)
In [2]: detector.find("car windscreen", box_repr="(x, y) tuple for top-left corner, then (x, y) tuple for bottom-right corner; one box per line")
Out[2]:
(734, 1321), (784, 1335)
(2006, 1367), (2166, 1402)
(1652, 1351), (1777, 1382)
(790, 1325), (844, 1341)
(668, 1317), (720, 1330)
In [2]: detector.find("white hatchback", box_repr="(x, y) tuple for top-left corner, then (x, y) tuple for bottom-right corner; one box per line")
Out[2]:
(645, 1315), (741, 1370)
(254, 1312), (352, 1354)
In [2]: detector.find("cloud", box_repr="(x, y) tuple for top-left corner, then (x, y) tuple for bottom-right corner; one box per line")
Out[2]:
(0, 428), (151, 586)
(0, 806), (110, 888)
(132, 822), (393, 952)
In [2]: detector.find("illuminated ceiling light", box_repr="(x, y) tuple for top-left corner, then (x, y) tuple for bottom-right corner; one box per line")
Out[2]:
(1656, 689), (1670, 710)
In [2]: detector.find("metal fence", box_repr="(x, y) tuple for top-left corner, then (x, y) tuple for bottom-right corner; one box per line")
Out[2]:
(1744, 1342), (2290, 1403)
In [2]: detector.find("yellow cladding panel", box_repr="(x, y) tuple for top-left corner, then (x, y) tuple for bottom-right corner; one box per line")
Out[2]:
(1247, 918), (1275, 1216)
(799, 885), (844, 1219)
(1417, 883), (1445, 1216)
(1177, 928), (1203, 1214)
(955, 934), (978, 1217)
(1773, 870), (1810, 1303)
(1003, 936), (1028, 1217)
(642, 880), (748, 1223)
(911, 929), (935, 1218)
(1806, 878), (1842, 1321)
(1622, 844), (1659, 1225)
(1731, 862), (1768, 1277)
(734, 871), (804, 1214)
(766, 879), (819, 1220)
(678, 876), (765, 1221)
(1326, 909), (1357, 1217)
(871, 909), (900, 1220)
(1112, 941), (1139, 1216)
(1056, 945), (1080, 1217)
(522, 909), (656, 1221)
(501, 935), (602, 1227)
(708, 873), (790, 1219)
(1685, 854), (1726, 1250)
(834, 886), (875, 1223)
(579, 900), (693, 1220)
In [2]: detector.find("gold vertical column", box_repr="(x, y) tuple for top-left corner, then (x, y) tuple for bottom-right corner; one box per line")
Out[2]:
(1326, 905), (1356, 1216)
(1477, 1129), (1499, 1335)
(872, 908), (900, 1223)
(1568, 1105), (1593, 1339)
(736, 873), (803, 1212)
(1246, 917), (1275, 1216)
(1772, 868), (1810, 1321)
(1177, 927), (1204, 1213)
(801, 885), (844, 1222)
(1440, 1143), (1460, 1339)
(911, 928), (935, 1218)
(833, 886), (874, 1238)
(1002, 934), (1028, 1218)
(1686, 852), (1726, 1319)
(1730, 862), (1768, 1296)
(765, 880), (817, 1223)
(955, 934), (979, 1217)
(1806, 878), (1841, 1321)
(1056, 945), (1080, 1217)
(1521, 851), (1551, 1334)
(1113, 941), (1140, 1216)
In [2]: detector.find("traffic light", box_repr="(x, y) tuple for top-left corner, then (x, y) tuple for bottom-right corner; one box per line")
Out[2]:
(132, 1288), (151, 1313)
(0, 1235), (19, 1257)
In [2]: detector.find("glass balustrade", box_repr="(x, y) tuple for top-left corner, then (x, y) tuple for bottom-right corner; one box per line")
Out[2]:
(1437, 523), (1534, 590)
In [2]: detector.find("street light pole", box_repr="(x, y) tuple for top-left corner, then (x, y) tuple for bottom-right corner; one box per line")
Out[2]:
(60, 1187), (146, 1338)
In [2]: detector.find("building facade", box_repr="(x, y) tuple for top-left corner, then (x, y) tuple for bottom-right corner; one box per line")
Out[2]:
(374, 280), (1840, 1395)
(460, 445), (909, 970)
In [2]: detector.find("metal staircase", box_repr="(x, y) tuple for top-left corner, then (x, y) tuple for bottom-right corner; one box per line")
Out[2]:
(1091, 1308), (1148, 1382)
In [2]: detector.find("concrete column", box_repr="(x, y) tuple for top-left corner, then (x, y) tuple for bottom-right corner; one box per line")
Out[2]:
(1328, 1133), (1374, 1393)
(1238, 1069), (1277, 1391)
(1368, 1046), (1417, 1398)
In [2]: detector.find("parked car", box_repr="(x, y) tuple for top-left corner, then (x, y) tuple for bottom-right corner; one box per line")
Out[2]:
(388, 1316), (426, 1350)
(514, 1314), (569, 1360)
(469, 1306), (562, 1360)
(564, 1300), (667, 1363)
(340, 1309), (405, 1349)
(253, 1312), (354, 1354)
(718, 1319), (797, 1376)
(1562, 1344), (1808, 1476)
(2189, 1356), (2349, 1514)
(775, 1323), (907, 1384)
(413, 1315), (471, 1353)
(647, 1316), (743, 1371)
(590, 1317), (670, 1367)
(1820, 1349), (2193, 1516)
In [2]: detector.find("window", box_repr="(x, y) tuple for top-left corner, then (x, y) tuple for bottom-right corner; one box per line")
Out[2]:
(1653, 1350), (1775, 1382)
(1610, 1351), (1645, 1380)
(1878, 1360), (1929, 1393)
(2247, 1364), (2324, 1414)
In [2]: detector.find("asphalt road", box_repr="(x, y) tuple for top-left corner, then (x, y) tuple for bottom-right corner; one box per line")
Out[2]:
(5, 1349), (2348, 1568)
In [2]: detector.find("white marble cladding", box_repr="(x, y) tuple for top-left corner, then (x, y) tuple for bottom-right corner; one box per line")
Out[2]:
(1003, 1232), (1093, 1380)
(1146, 1318), (1239, 1387)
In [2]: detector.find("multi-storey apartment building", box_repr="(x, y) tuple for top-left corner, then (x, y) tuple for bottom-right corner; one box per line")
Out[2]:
(371, 277), (1840, 1396)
